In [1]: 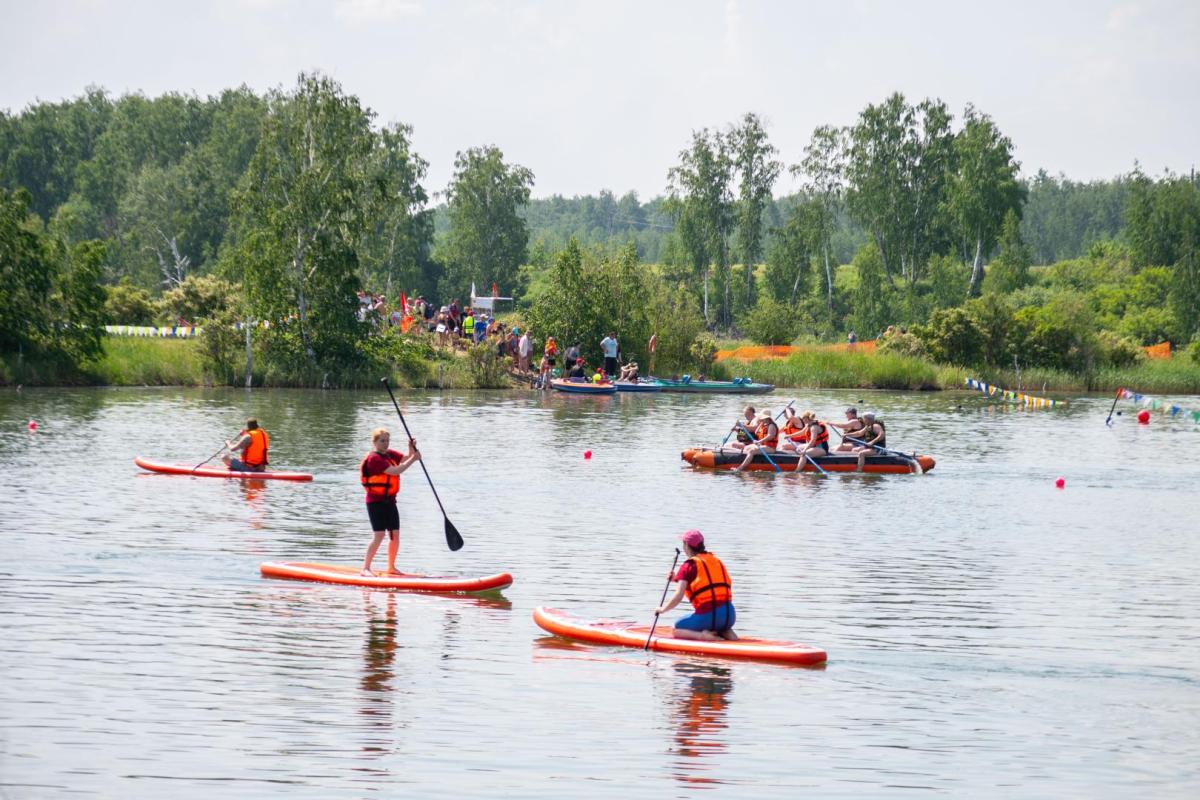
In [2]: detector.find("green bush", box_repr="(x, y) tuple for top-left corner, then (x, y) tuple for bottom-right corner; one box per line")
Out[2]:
(741, 297), (800, 345)
(876, 331), (928, 359)
(1095, 330), (1146, 368)
(915, 307), (983, 366)
(1187, 335), (1200, 364)
(689, 332), (718, 370)
(105, 280), (156, 325)
(157, 274), (239, 324)
(198, 311), (245, 384)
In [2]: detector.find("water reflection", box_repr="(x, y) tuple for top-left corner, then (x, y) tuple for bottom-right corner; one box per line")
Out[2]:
(360, 592), (399, 738)
(239, 479), (269, 528)
(668, 661), (733, 788)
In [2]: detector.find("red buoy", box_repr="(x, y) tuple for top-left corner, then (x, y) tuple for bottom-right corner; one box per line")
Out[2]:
(27, 420), (37, 431)
(583, 450), (592, 460)
(1137, 409), (1150, 424)
(1055, 477), (1065, 489)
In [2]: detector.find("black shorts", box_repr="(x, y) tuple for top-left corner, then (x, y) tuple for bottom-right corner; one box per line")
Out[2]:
(366, 501), (400, 532)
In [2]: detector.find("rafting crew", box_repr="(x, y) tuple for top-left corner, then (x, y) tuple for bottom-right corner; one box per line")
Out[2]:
(725, 406), (757, 451)
(222, 418), (269, 472)
(793, 411), (830, 460)
(655, 530), (737, 641)
(776, 407), (809, 453)
(733, 409), (778, 471)
(360, 427), (422, 576)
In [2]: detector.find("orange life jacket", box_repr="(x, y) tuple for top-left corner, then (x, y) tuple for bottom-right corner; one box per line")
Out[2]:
(755, 420), (778, 448)
(361, 450), (401, 501)
(242, 428), (269, 467)
(684, 552), (733, 611)
(781, 418), (808, 442)
(809, 422), (829, 448)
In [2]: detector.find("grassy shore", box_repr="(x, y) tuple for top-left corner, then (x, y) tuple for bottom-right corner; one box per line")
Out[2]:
(711, 347), (1200, 395)
(5, 336), (1198, 394)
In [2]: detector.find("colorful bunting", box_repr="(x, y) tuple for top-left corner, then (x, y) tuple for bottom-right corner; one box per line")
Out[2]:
(1118, 388), (1200, 424)
(965, 378), (1064, 409)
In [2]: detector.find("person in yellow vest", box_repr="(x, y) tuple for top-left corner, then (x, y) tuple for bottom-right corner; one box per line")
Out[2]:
(222, 418), (269, 472)
(360, 427), (421, 576)
(655, 530), (737, 641)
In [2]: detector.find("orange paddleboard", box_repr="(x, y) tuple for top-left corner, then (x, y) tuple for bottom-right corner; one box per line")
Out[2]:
(260, 561), (513, 593)
(533, 606), (826, 666)
(136, 457), (313, 481)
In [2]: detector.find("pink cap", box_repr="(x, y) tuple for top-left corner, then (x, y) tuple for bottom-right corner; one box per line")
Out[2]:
(679, 529), (704, 548)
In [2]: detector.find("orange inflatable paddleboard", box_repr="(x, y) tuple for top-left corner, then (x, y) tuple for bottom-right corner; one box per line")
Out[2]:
(260, 562), (513, 593)
(532, 606), (826, 666)
(136, 457), (313, 482)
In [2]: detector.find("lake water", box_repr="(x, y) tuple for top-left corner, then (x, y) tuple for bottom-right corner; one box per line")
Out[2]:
(1, 386), (1198, 798)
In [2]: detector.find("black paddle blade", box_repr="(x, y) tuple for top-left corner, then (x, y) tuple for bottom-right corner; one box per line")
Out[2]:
(444, 517), (464, 551)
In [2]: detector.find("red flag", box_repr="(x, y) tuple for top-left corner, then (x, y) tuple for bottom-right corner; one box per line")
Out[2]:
(649, 333), (657, 353)
(399, 291), (414, 333)
(491, 282), (498, 297)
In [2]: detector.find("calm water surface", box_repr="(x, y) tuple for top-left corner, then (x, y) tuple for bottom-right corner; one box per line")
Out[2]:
(1, 386), (1198, 798)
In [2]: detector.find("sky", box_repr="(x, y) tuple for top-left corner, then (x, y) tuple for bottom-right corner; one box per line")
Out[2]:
(2, 0), (1197, 200)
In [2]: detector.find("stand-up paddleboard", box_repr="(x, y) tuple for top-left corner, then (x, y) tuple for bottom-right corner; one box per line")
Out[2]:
(261, 562), (513, 593)
(135, 457), (313, 482)
(533, 606), (826, 666)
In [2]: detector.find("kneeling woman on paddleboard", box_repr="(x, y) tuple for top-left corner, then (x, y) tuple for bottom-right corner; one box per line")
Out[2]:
(360, 427), (422, 576)
(655, 530), (738, 641)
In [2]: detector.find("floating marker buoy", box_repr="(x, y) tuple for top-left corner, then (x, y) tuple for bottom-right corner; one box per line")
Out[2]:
(27, 420), (37, 431)
(1137, 409), (1150, 424)
(1055, 477), (1065, 489)
(584, 450), (592, 460)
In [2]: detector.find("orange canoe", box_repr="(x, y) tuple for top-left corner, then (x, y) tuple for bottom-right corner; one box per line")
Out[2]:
(260, 561), (513, 593)
(533, 606), (826, 666)
(135, 457), (313, 481)
(681, 448), (935, 474)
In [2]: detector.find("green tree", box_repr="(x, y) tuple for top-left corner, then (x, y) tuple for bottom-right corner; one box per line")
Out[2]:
(849, 242), (891, 338)
(730, 112), (781, 308)
(0, 188), (55, 353)
(226, 72), (377, 368)
(763, 204), (812, 306)
(982, 210), (1032, 294)
(742, 296), (799, 345)
(668, 128), (735, 326)
(1126, 170), (1200, 341)
(948, 105), (1025, 296)
(441, 145), (534, 300)
(358, 123), (434, 297)
(105, 280), (156, 325)
(796, 125), (847, 313)
(916, 307), (984, 365)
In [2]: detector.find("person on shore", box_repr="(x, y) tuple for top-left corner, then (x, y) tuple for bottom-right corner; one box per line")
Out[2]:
(777, 407), (809, 454)
(517, 328), (532, 373)
(360, 428), (421, 576)
(733, 409), (778, 471)
(536, 353), (552, 389)
(462, 308), (475, 342)
(544, 335), (558, 373)
(563, 341), (581, 371)
(222, 418), (269, 472)
(725, 406), (757, 451)
(853, 412), (887, 471)
(600, 332), (619, 379)
(796, 411), (830, 460)
(831, 407), (867, 452)
(655, 530), (737, 641)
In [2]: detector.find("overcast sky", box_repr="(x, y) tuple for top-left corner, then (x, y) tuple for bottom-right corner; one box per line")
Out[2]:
(3, 0), (1197, 199)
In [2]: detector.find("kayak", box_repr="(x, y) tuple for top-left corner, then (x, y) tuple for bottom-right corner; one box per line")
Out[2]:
(681, 447), (935, 474)
(135, 456), (313, 481)
(533, 606), (826, 666)
(614, 379), (663, 393)
(260, 562), (513, 593)
(654, 377), (774, 394)
(551, 378), (618, 395)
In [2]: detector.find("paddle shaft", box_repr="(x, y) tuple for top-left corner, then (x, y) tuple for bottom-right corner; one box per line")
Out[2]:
(646, 548), (682, 651)
(841, 432), (918, 462)
(738, 422), (782, 473)
(1105, 388), (1121, 426)
(381, 379), (463, 550)
(193, 442), (230, 471)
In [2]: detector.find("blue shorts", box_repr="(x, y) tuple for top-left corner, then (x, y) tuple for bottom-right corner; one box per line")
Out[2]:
(675, 602), (736, 633)
(228, 458), (264, 472)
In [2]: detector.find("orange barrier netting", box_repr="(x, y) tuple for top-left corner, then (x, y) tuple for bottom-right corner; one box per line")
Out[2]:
(1143, 341), (1171, 360)
(715, 340), (877, 361)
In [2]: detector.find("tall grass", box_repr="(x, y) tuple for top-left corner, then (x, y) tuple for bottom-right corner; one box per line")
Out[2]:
(91, 338), (206, 385)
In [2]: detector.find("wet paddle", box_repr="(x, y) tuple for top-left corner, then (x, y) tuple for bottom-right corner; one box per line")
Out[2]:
(737, 422), (782, 473)
(381, 378), (465, 552)
(1105, 388), (1121, 426)
(192, 443), (229, 472)
(646, 548), (682, 651)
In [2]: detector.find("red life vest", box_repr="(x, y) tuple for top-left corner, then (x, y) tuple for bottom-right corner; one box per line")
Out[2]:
(684, 552), (733, 611)
(361, 450), (401, 501)
(755, 420), (778, 448)
(242, 428), (269, 467)
(809, 422), (829, 448)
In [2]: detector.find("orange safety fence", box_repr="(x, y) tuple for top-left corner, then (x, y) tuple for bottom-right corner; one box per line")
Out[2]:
(715, 340), (877, 361)
(1143, 341), (1171, 360)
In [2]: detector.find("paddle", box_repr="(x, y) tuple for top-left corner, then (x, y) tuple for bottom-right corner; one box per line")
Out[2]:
(1105, 388), (1121, 426)
(192, 443), (229, 472)
(799, 443), (829, 476)
(717, 399), (794, 450)
(646, 548), (682, 651)
(737, 422), (782, 473)
(842, 432), (923, 475)
(381, 378), (465, 552)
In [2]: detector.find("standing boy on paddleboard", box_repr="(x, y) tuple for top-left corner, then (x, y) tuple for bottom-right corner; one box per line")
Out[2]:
(655, 530), (738, 641)
(360, 427), (421, 576)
